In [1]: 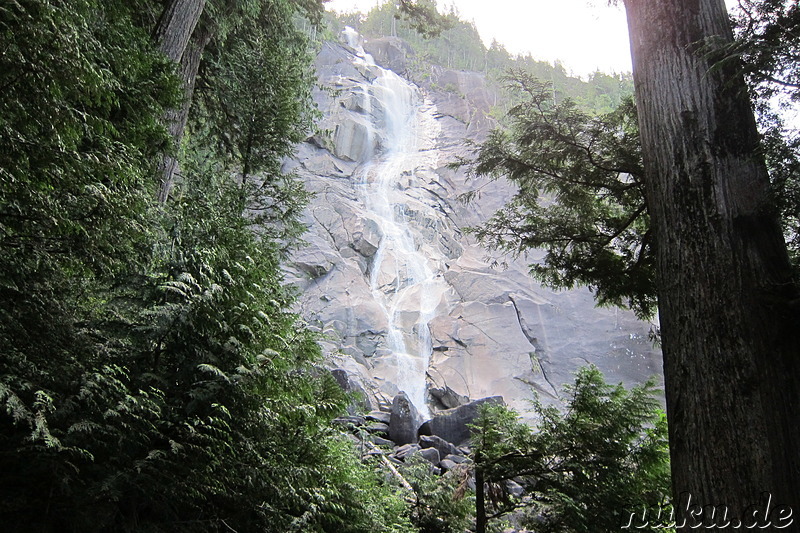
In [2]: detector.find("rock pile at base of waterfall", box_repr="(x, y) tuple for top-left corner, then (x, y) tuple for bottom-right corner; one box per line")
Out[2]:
(332, 391), (504, 468)
(419, 396), (504, 445)
(333, 392), (542, 530)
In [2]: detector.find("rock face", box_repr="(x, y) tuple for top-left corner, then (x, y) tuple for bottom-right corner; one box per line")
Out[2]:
(286, 29), (662, 420)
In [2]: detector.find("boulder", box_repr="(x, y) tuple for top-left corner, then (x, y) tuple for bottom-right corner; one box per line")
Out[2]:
(429, 384), (469, 409)
(439, 459), (458, 471)
(332, 415), (365, 428)
(388, 392), (423, 445)
(366, 410), (392, 424)
(352, 217), (382, 257)
(370, 435), (394, 447)
(419, 447), (440, 465)
(332, 115), (375, 162)
(366, 422), (389, 434)
(419, 434), (458, 459)
(330, 369), (372, 414)
(505, 480), (525, 498)
(419, 396), (504, 445)
(394, 443), (420, 460)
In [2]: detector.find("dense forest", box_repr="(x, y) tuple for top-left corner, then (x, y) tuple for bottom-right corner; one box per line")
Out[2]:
(2, 0), (799, 531)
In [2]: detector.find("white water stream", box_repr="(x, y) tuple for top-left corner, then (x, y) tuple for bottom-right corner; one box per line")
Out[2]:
(344, 28), (445, 418)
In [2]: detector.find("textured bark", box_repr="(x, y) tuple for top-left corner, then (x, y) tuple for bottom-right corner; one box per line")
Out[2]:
(152, 0), (207, 203)
(475, 456), (487, 533)
(623, 0), (800, 522)
(157, 26), (212, 203)
(153, 0), (206, 62)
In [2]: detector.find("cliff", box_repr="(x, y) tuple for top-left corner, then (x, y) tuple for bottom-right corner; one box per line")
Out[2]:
(285, 29), (662, 417)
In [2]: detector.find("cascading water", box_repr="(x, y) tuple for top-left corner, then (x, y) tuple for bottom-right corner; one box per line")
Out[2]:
(344, 28), (445, 419)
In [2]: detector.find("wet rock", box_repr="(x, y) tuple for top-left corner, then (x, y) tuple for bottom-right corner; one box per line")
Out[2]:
(352, 217), (382, 257)
(363, 36), (413, 74)
(289, 34), (664, 427)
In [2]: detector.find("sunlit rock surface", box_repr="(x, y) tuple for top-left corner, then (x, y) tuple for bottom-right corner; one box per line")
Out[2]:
(285, 32), (662, 418)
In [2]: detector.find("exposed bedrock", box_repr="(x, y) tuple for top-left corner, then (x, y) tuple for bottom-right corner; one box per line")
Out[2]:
(286, 32), (662, 419)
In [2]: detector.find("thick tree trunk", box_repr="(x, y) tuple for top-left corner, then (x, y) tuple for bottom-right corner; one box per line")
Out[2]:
(623, 0), (800, 525)
(154, 0), (206, 62)
(153, 0), (207, 203)
(157, 26), (212, 203)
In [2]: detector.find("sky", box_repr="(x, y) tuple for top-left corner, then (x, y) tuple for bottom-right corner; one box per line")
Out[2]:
(326, 0), (740, 78)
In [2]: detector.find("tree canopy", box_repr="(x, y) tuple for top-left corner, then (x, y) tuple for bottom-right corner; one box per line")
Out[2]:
(459, 71), (654, 318)
(461, 0), (800, 517)
(0, 1), (415, 530)
(470, 367), (670, 533)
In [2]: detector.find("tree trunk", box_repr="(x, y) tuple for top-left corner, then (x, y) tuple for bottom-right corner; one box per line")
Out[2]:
(475, 456), (487, 533)
(623, 0), (800, 524)
(152, 0), (207, 203)
(157, 26), (212, 203)
(154, 0), (206, 63)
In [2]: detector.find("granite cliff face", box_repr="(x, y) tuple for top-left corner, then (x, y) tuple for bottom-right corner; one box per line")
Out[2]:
(285, 30), (662, 417)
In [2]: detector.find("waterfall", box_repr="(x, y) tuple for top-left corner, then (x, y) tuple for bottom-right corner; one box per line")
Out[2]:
(346, 29), (444, 419)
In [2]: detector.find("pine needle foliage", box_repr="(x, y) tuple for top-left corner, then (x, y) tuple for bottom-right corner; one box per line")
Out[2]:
(1, 1), (414, 531)
(459, 71), (655, 319)
(470, 366), (671, 533)
(400, 455), (474, 533)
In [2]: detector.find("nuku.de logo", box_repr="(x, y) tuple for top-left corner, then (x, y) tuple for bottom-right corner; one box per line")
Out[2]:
(621, 492), (793, 529)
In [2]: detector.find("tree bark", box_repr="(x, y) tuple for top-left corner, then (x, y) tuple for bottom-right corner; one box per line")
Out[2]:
(152, 0), (207, 203)
(623, 0), (800, 523)
(154, 0), (206, 63)
(157, 25), (212, 203)
(475, 455), (487, 533)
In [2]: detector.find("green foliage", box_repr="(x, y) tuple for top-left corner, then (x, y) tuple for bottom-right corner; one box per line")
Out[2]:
(1, 1), (416, 531)
(197, 0), (317, 177)
(471, 367), (671, 533)
(397, 0), (454, 38)
(725, 0), (800, 102)
(193, 0), (317, 246)
(0, 0), (176, 282)
(460, 71), (655, 319)
(401, 455), (474, 533)
(462, 63), (799, 320)
(0, 1), (177, 529)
